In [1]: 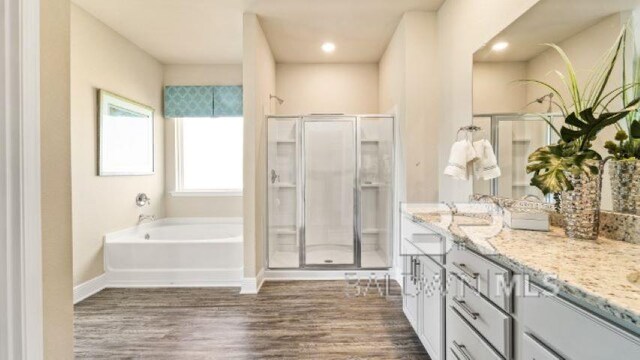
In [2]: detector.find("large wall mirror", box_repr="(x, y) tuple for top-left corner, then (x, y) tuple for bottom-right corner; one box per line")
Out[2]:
(98, 90), (154, 176)
(471, 0), (640, 211)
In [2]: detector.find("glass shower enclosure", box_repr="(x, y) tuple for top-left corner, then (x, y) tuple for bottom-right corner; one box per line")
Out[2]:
(472, 113), (564, 200)
(266, 115), (394, 269)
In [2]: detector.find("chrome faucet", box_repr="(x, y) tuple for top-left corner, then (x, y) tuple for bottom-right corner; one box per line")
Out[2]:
(138, 214), (156, 225)
(475, 194), (500, 205)
(521, 194), (542, 202)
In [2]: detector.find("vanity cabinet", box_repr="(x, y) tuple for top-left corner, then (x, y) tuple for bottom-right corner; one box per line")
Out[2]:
(400, 211), (640, 360)
(521, 332), (563, 360)
(517, 283), (640, 360)
(448, 274), (511, 358)
(401, 215), (445, 360)
(446, 246), (514, 360)
(419, 255), (445, 360)
(447, 306), (503, 360)
(447, 246), (512, 312)
(402, 252), (445, 360)
(402, 254), (419, 333)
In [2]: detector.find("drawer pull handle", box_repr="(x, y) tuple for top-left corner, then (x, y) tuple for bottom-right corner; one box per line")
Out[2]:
(453, 297), (479, 320)
(452, 262), (479, 280)
(452, 341), (474, 360)
(414, 259), (420, 285)
(409, 257), (415, 280)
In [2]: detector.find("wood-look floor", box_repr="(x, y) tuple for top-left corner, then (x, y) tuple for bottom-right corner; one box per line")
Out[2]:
(74, 281), (430, 359)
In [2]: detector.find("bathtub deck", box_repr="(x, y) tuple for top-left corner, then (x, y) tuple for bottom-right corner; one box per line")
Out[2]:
(74, 281), (430, 359)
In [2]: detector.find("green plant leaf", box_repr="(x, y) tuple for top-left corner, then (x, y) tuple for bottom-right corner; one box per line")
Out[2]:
(630, 120), (640, 138)
(526, 144), (601, 195)
(543, 43), (582, 112)
(560, 99), (640, 149)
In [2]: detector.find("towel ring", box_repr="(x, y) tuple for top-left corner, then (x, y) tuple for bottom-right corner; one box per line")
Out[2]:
(455, 125), (485, 141)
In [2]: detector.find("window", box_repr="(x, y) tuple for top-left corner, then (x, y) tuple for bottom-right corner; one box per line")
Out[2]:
(174, 117), (243, 195)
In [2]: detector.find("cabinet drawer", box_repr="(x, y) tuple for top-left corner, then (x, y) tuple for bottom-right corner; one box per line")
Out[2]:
(520, 283), (640, 359)
(401, 216), (445, 263)
(401, 215), (433, 237)
(447, 247), (511, 311)
(449, 274), (511, 358)
(522, 332), (563, 360)
(447, 306), (503, 360)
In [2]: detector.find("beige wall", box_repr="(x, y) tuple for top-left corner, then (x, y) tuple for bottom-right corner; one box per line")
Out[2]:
(41, 0), (74, 357)
(243, 13), (276, 279)
(163, 64), (243, 218)
(71, 4), (165, 286)
(164, 65), (243, 85)
(473, 62), (527, 114)
(378, 11), (439, 203)
(525, 14), (627, 114)
(404, 12), (439, 202)
(437, 0), (541, 202)
(275, 63), (379, 115)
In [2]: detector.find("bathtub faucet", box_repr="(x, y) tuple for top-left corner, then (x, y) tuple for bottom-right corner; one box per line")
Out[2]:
(138, 214), (156, 225)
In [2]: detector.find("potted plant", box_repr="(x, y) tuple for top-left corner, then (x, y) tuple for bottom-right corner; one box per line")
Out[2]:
(603, 29), (640, 214)
(524, 27), (640, 240)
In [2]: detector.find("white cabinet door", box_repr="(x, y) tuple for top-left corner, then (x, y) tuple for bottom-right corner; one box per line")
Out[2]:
(519, 283), (640, 359)
(521, 332), (563, 360)
(403, 255), (419, 331)
(419, 255), (445, 360)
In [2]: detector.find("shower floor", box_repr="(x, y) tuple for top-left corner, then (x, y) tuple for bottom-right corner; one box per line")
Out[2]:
(269, 245), (388, 268)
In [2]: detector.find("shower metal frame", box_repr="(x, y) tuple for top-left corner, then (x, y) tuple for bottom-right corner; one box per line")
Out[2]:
(265, 114), (396, 270)
(473, 112), (563, 199)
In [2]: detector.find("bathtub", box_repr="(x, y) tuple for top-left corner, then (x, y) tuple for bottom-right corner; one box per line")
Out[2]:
(104, 218), (243, 287)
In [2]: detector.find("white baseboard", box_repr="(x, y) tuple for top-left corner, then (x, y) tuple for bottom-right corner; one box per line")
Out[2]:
(264, 269), (391, 281)
(75, 268), (394, 302)
(74, 273), (109, 304)
(107, 268), (243, 288)
(74, 269), (243, 303)
(240, 268), (265, 294)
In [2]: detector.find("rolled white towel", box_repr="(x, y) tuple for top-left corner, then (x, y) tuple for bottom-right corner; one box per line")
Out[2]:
(444, 140), (477, 180)
(473, 139), (501, 180)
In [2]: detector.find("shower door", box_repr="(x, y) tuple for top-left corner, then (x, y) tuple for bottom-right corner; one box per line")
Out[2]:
(302, 117), (357, 267)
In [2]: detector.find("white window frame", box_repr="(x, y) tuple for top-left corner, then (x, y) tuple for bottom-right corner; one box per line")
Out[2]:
(1, 0), (44, 357)
(171, 117), (243, 197)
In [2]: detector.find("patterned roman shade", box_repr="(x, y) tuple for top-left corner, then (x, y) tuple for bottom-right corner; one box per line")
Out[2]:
(213, 86), (243, 117)
(164, 85), (242, 118)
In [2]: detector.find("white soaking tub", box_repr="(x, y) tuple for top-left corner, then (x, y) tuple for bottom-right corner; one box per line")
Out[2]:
(104, 218), (243, 287)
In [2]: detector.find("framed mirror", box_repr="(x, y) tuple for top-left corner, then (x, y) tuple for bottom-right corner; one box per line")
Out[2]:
(98, 90), (154, 176)
(471, 0), (640, 211)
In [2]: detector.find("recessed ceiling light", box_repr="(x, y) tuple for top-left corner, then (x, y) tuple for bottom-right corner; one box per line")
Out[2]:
(321, 42), (336, 53)
(492, 42), (509, 51)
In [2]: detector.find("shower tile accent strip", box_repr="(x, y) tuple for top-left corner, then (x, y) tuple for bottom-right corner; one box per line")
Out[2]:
(469, 194), (640, 244)
(402, 206), (640, 335)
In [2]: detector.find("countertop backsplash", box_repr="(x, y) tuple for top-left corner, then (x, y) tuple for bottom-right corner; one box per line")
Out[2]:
(469, 194), (640, 244)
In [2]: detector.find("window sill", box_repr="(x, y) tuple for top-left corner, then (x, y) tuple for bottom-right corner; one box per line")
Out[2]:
(170, 190), (243, 197)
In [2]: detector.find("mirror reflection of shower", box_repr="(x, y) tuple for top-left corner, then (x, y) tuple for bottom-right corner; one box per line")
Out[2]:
(270, 94), (284, 105)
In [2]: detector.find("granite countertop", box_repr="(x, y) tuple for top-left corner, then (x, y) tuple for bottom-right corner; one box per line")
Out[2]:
(401, 205), (640, 335)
